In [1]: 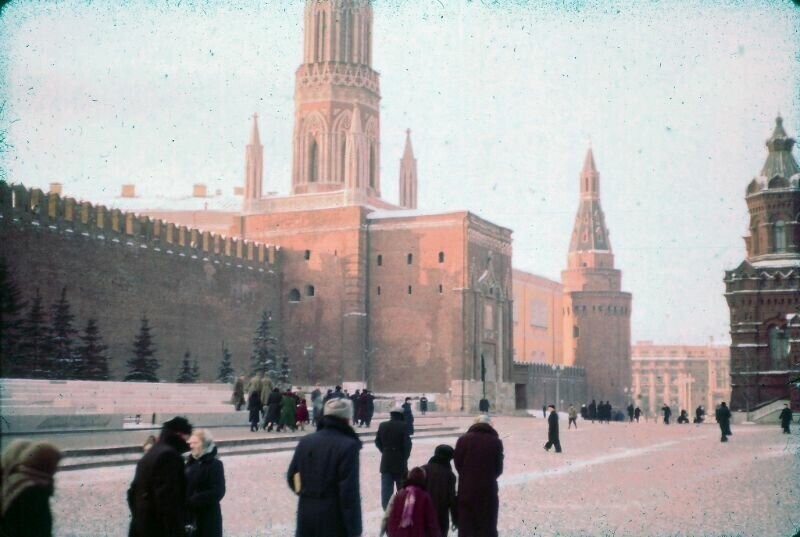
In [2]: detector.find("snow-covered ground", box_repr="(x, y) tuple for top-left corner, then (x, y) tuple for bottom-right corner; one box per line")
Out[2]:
(52, 416), (799, 536)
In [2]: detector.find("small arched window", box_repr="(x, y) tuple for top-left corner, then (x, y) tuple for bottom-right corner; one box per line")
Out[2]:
(407, 285), (412, 295)
(438, 284), (443, 294)
(308, 139), (319, 183)
(377, 285), (381, 295)
(438, 252), (445, 263)
(288, 289), (301, 302)
(769, 325), (789, 369)
(306, 285), (315, 297)
(774, 221), (786, 253)
(407, 253), (413, 265)
(377, 254), (383, 266)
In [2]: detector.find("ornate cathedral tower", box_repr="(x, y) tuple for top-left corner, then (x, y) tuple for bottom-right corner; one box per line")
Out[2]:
(243, 113), (263, 212)
(725, 116), (800, 411)
(398, 129), (417, 209)
(562, 148), (632, 405)
(291, 0), (381, 197)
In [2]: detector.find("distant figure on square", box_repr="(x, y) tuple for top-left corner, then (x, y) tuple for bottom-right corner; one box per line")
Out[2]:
(677, 410), (690, 424)
(479, 398), (490, 413)
(715, 402), (732, 442)
(185, 429), (226, 537)
(454, 415), (504, 537)
(279, 389), (298, 432)
(627, 403), (635, 422)
(247, 387), (262, 432)
(0, 440), (62, 537)
(693, 406), (705, 424)
(376, 404), (412, 509)
(544, 404), (562, 453)
(580, 403), (588, 419)
(634, 406), (642, 423)
(421, 444), (458, 537)
(420, 394), (429, 415)
(380, 466), (440, 537)
(287, 398), (362, 537)
(232, 375), (246, 411)
(589, 399), (597, 422)
(779, 404), (793, 434)
(568, 404), (578, 429)
(402, 397), (415, 436)
(662, 404), (672, 425)
(264, 387), (282, 431)
(296, 398), (310, 431)
(128, 416), (193, 537)
(357, 389), (375, 428)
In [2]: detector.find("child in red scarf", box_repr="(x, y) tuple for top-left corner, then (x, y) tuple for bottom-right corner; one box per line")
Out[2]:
(381, 467), (440, 537)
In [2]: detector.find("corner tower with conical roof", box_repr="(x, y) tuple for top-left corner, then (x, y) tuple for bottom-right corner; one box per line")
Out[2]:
(399, 129), (417, 209)
(562, 148), (632, 406)
(243, 113), (264, 212)
(725, 115), (800, 412)
(291, 0), (381, 197)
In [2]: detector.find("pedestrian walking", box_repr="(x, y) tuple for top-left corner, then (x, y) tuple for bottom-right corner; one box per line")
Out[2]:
(128, 416), (193, 537)
(420, 395), (429, 415)
(542, 405), (547, 418)
(567, 404), (578, 429)
(0, 440), (62, 537)
(264, 387), (282, 431)
(627, 403), (635, 422)
(420, 445), (458, 537)
(357, 389), (376, 428)
(247, 389), (262, 432)
(589, 399), (597, 423)
(716, 402), (732, 442)
(380, 467), (440, 537)
(634, 407), (641, 423)
(402, 397), (415, 436)
(454, 415), (504, 537)
(662, 404), (672, 425)
(279, 389), (298, 432)
(185, 429), (226, 537)
(779, 404), (793, 434)
(296, 398), (310, 431)
(376, 405), (413, 509)
(286, 398), (362, 537)
(232, 375), (246, 411)
(580, 404), (588, 420)
(311, 386), (324, 426)
(543, 404), (563, 453)
(351, 390), (361, 422)
(694, 405), (705, 424)
(606, 402), (613, 423)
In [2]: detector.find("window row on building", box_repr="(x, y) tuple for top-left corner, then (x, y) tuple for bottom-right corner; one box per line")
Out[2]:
(376, 251), (446, 266)
(563, 304), (629, 315)
(375, 284), (445, 295)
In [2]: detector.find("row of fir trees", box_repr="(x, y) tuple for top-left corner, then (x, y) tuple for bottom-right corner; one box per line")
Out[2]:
(0, 260), (290, 384)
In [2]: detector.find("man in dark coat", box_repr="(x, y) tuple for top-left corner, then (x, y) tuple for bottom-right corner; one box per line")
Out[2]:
(264, 388), (283, 431)
(232, 376), (245, 411)
(287, 398), (362, 537)
(420, 394), (429, 415)
(402, 397), (415, 436)
(375, 405), (412, 509)
(779, 404), (793, 434)
(543, 404), (562, 453)
(454, 416), (503, 537)
(716, 402), (732, 442)
(589, 399), (597, 423)
(128, 416), (193, 537)
(662, 404), (672, 424)
(421, 444), (457, 537)
(627, 403), (635, 422)
(694, 406), (705, 424)
(363, 390), (375, 427)
(634, 406), (642, 423)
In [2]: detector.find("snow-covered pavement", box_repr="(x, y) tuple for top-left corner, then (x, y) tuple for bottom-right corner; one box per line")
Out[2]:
(52, 416), (799, 536)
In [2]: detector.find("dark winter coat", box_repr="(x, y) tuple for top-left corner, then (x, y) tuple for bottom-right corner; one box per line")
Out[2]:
(232, 379), (245, 405)
(127, 432), (189, 537)
(419, 397), (428, 412)
(716, 405), (732, 435)
(402, 403), (415, 436)
(375, 413), (412, 475)
(266, 390), (282, 424)
(634, 407), (642, 419)
(421, 457), (457, 537)
(453, 423), (504, 537)
(287, 416), (363, 537)
(247, 391), (262, 424)
(296, 401), (310, 423)
(548, 410), (560, 442)
(185, 448), (226, 537)
(588, 401), (597, 419)
(383, 485), (440, 537)
(779, 408), (793, 425)
(280, 394), (297, 427)
(0, 485), (54, 537)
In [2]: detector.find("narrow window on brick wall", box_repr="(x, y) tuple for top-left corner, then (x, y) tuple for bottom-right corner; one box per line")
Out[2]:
(438, 252), (445, 263)
(377, 254), (383, 266)
(306, 285), (315, 297)
(407, 253), (413, 264)
(408, 285), (412, 294)
(377, 285), (381, 295)
(289, 289), (301, 302)
(573, 325), (579, 338)
(438, 284), (443, 294)
(304, 250), (311, 260)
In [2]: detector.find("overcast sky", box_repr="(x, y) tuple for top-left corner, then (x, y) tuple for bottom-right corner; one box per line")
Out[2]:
(1, 0), (798, 346)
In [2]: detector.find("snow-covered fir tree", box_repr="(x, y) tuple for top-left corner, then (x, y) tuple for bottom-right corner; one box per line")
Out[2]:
(125, 316), (159, 382)
(77, 318), (110, 380)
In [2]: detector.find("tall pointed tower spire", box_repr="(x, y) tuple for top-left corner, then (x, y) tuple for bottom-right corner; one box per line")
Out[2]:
(399, 129), (417, 209)
(243, 113), (263, 211)
(561, 147), (631, 407)
(291, 0), (381, 198)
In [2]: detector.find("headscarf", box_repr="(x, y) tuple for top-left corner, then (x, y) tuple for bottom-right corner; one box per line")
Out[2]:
(399, 467), (427, 528)
(1, 440), (62, 516)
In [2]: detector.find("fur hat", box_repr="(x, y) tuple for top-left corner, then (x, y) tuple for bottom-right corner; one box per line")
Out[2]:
(390, 404), (405, 415)
(433, 444), (454, 461)
(474, 414), (492, 424)
(324, 398), (353, 421)
(162, 416), (193, 436)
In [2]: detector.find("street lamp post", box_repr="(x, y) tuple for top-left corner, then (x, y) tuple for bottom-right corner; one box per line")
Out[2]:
(551, 364), (562, 411)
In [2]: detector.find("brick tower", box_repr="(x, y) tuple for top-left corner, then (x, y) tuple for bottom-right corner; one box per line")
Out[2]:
(243, 113), (263, 212)
(725, 116), (800, 412)
(562, 148), (632, 406)
(291, 0), (380, 196)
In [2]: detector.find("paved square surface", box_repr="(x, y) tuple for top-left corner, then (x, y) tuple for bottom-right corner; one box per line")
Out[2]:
(51, 416), (799, 536)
